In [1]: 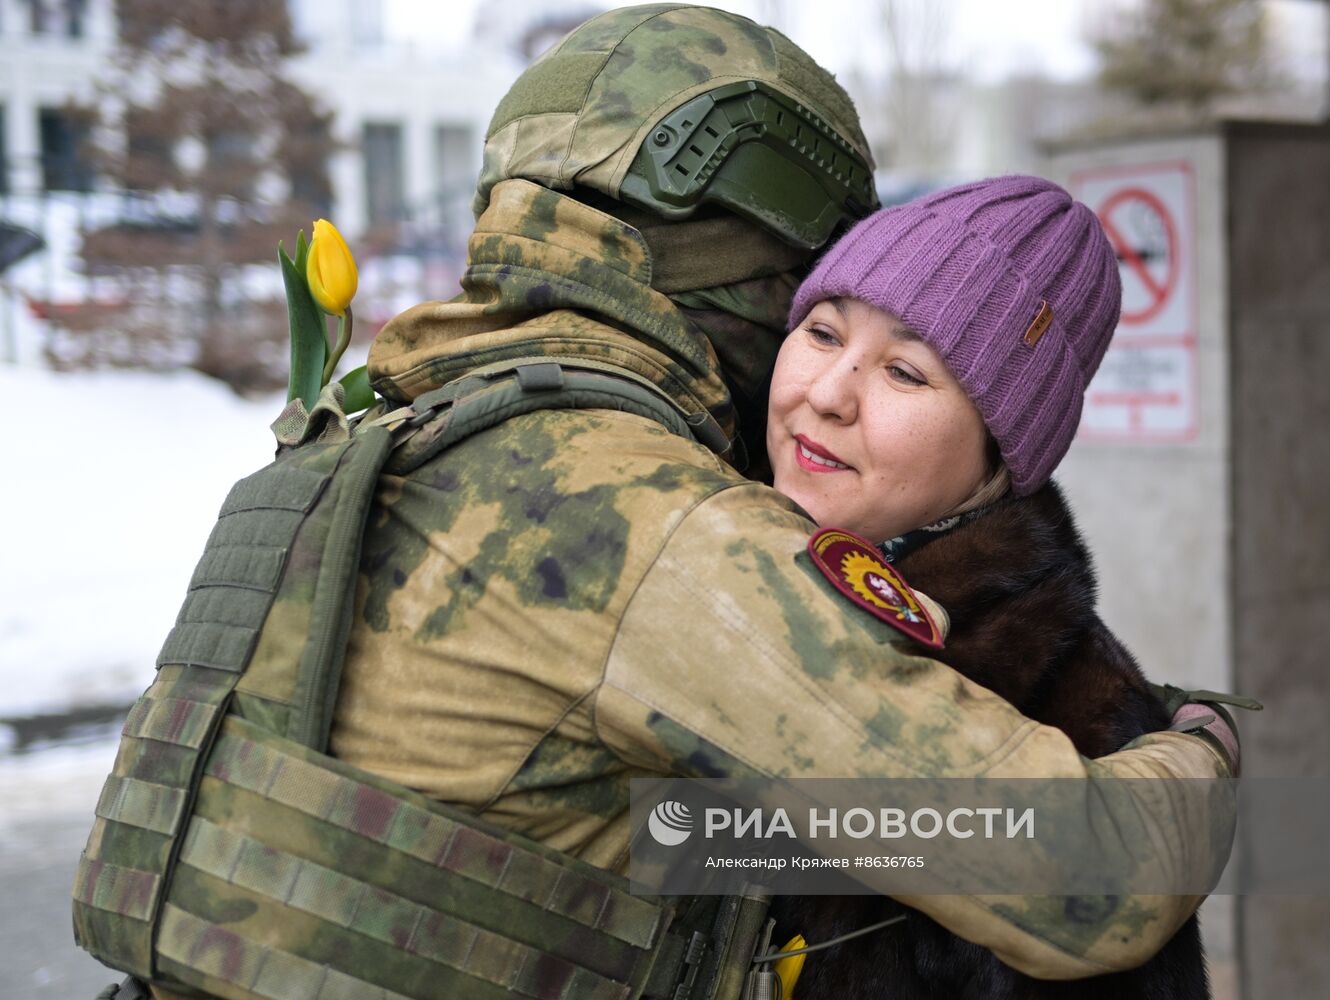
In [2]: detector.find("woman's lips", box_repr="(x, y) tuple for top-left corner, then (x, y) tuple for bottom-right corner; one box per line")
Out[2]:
(794, 435), (851, 472)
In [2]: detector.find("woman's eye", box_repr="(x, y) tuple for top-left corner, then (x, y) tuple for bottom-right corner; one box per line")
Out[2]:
(888, 365), (925, 386)
(807, 325), (840, 346)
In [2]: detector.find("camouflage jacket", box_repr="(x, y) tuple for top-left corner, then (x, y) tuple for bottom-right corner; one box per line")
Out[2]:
(310, 180), (1232, 981)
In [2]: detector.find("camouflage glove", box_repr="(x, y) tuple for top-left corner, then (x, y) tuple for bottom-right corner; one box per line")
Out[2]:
(1151, 682), (1263, 776)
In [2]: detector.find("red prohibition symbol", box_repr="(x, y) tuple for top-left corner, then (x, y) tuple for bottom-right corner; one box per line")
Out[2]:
(1096, 186), (1179, 325)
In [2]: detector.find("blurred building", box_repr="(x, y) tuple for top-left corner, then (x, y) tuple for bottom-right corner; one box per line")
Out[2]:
(0, 0), (521, 357)
(0, 1), (112, 199)
(0, 0), (516, 234)
(285, 0), (520, 238)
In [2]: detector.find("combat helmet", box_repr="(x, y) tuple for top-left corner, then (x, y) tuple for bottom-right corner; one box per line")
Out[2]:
(475, 3), (878, 250)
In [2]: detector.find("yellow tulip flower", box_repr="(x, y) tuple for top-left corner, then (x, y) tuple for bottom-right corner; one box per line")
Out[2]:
(306, 218), (358, 316)
(773, 934), (806, 998)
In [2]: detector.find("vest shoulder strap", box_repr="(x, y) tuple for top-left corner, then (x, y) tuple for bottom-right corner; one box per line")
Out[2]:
(380, 356), (731, 477)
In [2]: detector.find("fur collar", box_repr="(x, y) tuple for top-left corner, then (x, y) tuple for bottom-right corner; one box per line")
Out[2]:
(893, 481), (1100, 710)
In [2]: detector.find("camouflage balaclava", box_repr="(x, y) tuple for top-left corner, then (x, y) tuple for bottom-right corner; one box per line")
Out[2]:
(474, 3), (876, 471)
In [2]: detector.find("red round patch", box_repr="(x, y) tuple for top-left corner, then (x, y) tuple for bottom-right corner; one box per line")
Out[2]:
(808, 528), (944, 649)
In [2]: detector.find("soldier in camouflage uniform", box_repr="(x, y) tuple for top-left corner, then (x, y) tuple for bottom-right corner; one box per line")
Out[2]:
(110, 6), (1238, 998)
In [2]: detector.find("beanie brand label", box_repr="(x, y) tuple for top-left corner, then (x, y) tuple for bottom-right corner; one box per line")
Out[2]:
(808, 529), (944, 649)
(1022, 300), (1053, 346)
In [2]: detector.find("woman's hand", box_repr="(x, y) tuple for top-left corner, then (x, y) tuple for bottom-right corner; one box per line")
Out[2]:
(1151, 681), (1259, 777)
(1170, 702), (1241, 775)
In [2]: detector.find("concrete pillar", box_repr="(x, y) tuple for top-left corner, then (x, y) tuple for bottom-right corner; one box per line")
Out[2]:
(1223, 119), (1330, 1000)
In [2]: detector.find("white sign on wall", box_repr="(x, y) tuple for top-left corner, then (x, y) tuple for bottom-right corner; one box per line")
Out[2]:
(1070, 161), (1198, 442)
(1079, 343), (1196, 438)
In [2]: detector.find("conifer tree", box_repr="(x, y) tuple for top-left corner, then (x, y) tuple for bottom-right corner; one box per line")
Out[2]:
(1094, 0), (1271, 110)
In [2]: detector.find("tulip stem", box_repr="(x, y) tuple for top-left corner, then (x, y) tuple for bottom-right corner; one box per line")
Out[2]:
(322, 306), (354, 385)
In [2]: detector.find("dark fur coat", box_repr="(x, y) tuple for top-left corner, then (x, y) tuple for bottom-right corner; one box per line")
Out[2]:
(769, 482), (1208, 999)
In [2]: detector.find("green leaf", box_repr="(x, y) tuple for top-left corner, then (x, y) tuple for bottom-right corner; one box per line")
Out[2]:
(295, 229), (309, 274)
(338, 365), (375, 414)
(279, 244), (327, 409)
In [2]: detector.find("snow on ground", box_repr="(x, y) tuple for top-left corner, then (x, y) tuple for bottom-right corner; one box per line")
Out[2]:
(0, 365), (283, 722)
(0, 738), (117, 852)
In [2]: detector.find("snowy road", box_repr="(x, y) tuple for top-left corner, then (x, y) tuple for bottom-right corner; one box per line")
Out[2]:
(0, 367), (282, 996)
(0, 740), (123, 999)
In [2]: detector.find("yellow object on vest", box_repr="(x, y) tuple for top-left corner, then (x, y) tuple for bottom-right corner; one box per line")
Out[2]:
(774, 934), (807, 997)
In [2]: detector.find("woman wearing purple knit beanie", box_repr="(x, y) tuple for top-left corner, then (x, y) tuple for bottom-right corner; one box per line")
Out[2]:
(766, 176), (1211, 999)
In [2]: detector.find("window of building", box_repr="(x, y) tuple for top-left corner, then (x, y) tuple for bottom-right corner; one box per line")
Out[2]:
(39, 107), (94, 192)
(65, 0), (86, 38)
(363, 122), (405, 227)
(26, 0), (86, 37)
(433, 125), (475, 205)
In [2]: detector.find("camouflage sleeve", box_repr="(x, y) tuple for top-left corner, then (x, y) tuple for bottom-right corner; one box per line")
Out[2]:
(594, 481), (1233, 980)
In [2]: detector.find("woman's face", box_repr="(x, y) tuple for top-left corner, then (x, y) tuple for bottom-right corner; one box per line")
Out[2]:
(767, 297), (991, 542)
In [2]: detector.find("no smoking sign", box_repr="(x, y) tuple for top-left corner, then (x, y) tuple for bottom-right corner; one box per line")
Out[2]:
(1071, 162), (1197, 441)
(1099, 187), (1177, 325)
(1076, 163), (1194, 338)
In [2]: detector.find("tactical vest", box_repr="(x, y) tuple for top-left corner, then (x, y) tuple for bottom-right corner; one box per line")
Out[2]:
(73, 360), (768, 1000)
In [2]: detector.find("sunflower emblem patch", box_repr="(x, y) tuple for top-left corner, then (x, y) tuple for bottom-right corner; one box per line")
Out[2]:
(808, 528), (944, 649)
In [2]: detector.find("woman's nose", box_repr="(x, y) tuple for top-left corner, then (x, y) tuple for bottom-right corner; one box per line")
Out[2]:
(805, 355), (859, 422)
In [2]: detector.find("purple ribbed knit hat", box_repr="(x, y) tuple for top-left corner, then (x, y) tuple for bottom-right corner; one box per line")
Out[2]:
(788, 175), (1121, 496)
